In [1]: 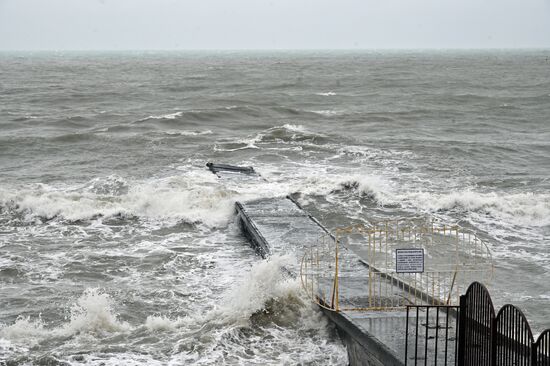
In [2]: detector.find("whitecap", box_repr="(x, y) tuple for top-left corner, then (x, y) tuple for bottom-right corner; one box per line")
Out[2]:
(338, 175), (394, 204)
(279, 123), (306, 132)
(165, 130), (213, 136)
(405, 190), (550, 227)
(315, 91), (337, 96)
(144, 315), (177, 331)
(139, 111), (183, 121)
(61, 288), (131, 336)
(216, 254), (300, 321)
(0, 170), (238, 227)
(309, 109), (341, 117)
(0, 288), (131, 341)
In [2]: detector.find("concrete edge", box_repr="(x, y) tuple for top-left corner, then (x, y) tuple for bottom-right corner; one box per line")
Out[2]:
(235, 201), (270, 258)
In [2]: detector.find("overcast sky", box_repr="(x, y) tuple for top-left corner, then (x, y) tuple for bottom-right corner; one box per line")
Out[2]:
(1, 0), (549, 50)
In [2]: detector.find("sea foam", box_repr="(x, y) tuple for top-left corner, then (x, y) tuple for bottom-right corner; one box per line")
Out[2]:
(406, 190), (550, 227)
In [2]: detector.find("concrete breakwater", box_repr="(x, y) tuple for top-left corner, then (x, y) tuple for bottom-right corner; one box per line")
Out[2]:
(208, 162), (452, 366)
(236, 195), (408, 366)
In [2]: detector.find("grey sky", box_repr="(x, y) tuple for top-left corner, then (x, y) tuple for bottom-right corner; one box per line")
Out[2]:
(1, 0), (549, 50)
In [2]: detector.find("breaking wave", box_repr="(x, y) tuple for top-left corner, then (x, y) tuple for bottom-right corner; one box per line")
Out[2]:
(1, 289), (130, 341)
(215, 255), (302, 321)
(308, 109), (342, 117)
(325, 175), (550, 227)
(315, 91), (337, 96)
(0, 172), (237, 227)
(164, 129), (213, 136)
(0, 256), (343, 365)
(407, 190), (550, 227)
(337, 175), (394, 204)
(139, 111), (183, 121)
(213, 124), (328, 152)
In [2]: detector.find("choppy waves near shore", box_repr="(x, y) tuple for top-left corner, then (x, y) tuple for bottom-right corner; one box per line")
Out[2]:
(1, 50), (549, 364)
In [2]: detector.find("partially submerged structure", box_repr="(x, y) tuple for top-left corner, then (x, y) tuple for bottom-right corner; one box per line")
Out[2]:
(208, 162), (550, 366)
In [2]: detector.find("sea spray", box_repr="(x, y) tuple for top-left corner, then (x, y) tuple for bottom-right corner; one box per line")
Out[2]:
(217, 254), (301, 322)
(141, 255), (324, 333)
(62, 288), (130, 335)
(0, 289), (130, 341)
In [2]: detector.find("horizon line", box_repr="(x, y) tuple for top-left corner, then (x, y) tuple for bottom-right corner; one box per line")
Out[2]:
(1, 47), (550, 53)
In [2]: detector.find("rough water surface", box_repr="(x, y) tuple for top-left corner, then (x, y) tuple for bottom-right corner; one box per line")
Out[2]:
(1, 50), (549, 364)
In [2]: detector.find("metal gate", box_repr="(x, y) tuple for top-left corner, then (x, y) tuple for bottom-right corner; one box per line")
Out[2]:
(458, 282), (495, 366)
(534, 330), (550, 366)
(405, 305), (460, 366)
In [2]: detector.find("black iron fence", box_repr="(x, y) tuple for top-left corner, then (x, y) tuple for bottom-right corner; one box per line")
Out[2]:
(405, 305), (460, 366)
(405, 282), (550, 366)
(534, 329), (550, 366)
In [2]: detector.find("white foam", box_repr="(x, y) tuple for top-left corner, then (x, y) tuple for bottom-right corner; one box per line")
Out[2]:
(0, 170), (236, 227)
(315, 91), (336, 96)
(0, 337), (30, 358)
(165, 130), (213, 136)
(406, 190), (550, 227)
(339, 175), (394, 204)
(62, 288), (130, 335)
(0, 289), (130, 341)
(217, 255), (300, 321)
(2, 163), (374, 229)
(139, 111), (183, 121)
(309, 109), (341, 116)
(279, 123), (306, 132)
(144, 315), (177, 331)
(0, 315), (46, 341)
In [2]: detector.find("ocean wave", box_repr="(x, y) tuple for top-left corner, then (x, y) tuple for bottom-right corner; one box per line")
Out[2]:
(135, 106), (262, 125)
(337, 175), (394, 204)
(279, 123), (306, 133)
(2, 165), (333, 228)
(315, 91), (337, 96)
(0, 288), (130, 341)
(1, 256), (320, 340)
(321, 172), (550, 228)
(84, 174), (129, 196)
(0, 172), (236, 227)
(11, 115), (40, 122)
(144, 255), (324, 331)
(259, 124), (327, 143)
(138, 111), (183, 121)
(215, 255), (301, 321)
(164, 130), (213, 136)
(308, 109), (342, 117)
(0, 254), (346, 364)
(338, 145), (415, 161)
(406, 190), (550, 227)
(214, 124), (319, 152)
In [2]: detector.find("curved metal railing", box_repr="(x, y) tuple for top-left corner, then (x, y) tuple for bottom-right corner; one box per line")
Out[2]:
(300, 221), (495, 312)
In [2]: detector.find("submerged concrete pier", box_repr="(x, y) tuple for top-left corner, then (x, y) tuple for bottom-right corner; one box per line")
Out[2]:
(236, 196), (408, 366)
(208, 163), (457, 366)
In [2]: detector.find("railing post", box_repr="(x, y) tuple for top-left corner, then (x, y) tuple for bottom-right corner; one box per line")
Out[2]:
(531, 339), (537, 366)
(458, 295), (466, 366)
(496, 316), (498, 366)
(332, 238), (340, 311)
(405, 306), (410, 366)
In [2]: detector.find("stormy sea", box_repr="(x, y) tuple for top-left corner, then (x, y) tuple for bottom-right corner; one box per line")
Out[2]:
(1, 50), (549, 365)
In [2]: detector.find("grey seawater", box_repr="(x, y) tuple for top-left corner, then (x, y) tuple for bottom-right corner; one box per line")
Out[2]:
(0, 50), (549, 364)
